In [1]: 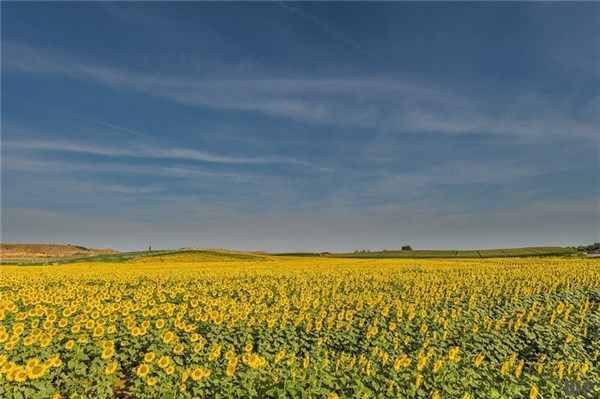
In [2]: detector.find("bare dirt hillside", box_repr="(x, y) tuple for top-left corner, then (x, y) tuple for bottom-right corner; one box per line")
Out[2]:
(0, 243), (118, 260)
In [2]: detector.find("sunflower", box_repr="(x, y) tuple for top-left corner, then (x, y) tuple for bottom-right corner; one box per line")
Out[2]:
(14, 369), (28, 383)
(417, 354), (427, 371)
(144, 352), (156, 363)
(243, 354), (266, 369)
(181, 370), (190, 383)
(101, 347), (114, 360)
(27, 365), (46, 380)
(13, 323), (24, 336)
(274, 351), (286, 364)
(39, 335), (52, 347)
(225, 358), (238, 377)
(173, 344), (184, 355)
(514, 359), (525, 379)
(192, 343), (204, 353)
(48, 355), (62, 368)
(190, 367), (211, 381)
(26, 358), (40, 370)
(415, 374), (423, 390)
(93, 325), (105, 337)
(530, 385), (539, 399)
(136, 363), (150, 378)
(432, 359), (444, 373)
(393, 354), (411, 371)
(105, 362), (118, 375)
(158, 356), (170, 369)
(448, 347), (460, 363)
(473, 353), (485, 367)
(1, 361), (14, 374)
(162, 330), (175, 344)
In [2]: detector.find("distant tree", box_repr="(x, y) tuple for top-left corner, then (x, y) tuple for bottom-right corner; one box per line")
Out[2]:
(401, 245), (413, 251)
(577, 242), (600, 251)
(587, 242), (599, 251)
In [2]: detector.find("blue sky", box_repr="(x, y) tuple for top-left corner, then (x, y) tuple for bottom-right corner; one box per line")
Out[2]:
(2, 2), (599, 251)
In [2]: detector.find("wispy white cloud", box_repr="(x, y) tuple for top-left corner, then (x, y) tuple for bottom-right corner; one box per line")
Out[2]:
(74, 116), (147, 138)
(6, 140), (131, 158)
(4, 138), (313, 167)
(2, 155), (262, 182)
(4, 43), (598, 140)
(92, 184), (164, 195)
(29, 178), (167, 196)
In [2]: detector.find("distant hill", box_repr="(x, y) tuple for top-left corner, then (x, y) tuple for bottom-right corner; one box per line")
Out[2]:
(0, 247), (272, 266)
(0, 243), (118, 261)
(131, 249), (272, 264)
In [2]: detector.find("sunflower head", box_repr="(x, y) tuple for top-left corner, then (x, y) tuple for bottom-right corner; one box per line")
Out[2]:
(105, 362), (118, 375)
(27, 365), (45, 380)
(101, 347), (114, 360)
(144, 352), (156, 363)
(158, 356), (170, 369)
(136, 363), (150, 378)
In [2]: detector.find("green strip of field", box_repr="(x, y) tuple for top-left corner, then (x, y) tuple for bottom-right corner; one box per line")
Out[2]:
(2, 246), (583, 266)
(274, 247), (580, 259)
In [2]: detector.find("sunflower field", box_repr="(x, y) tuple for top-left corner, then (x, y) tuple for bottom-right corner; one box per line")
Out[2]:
(0, 252), (598, 398)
